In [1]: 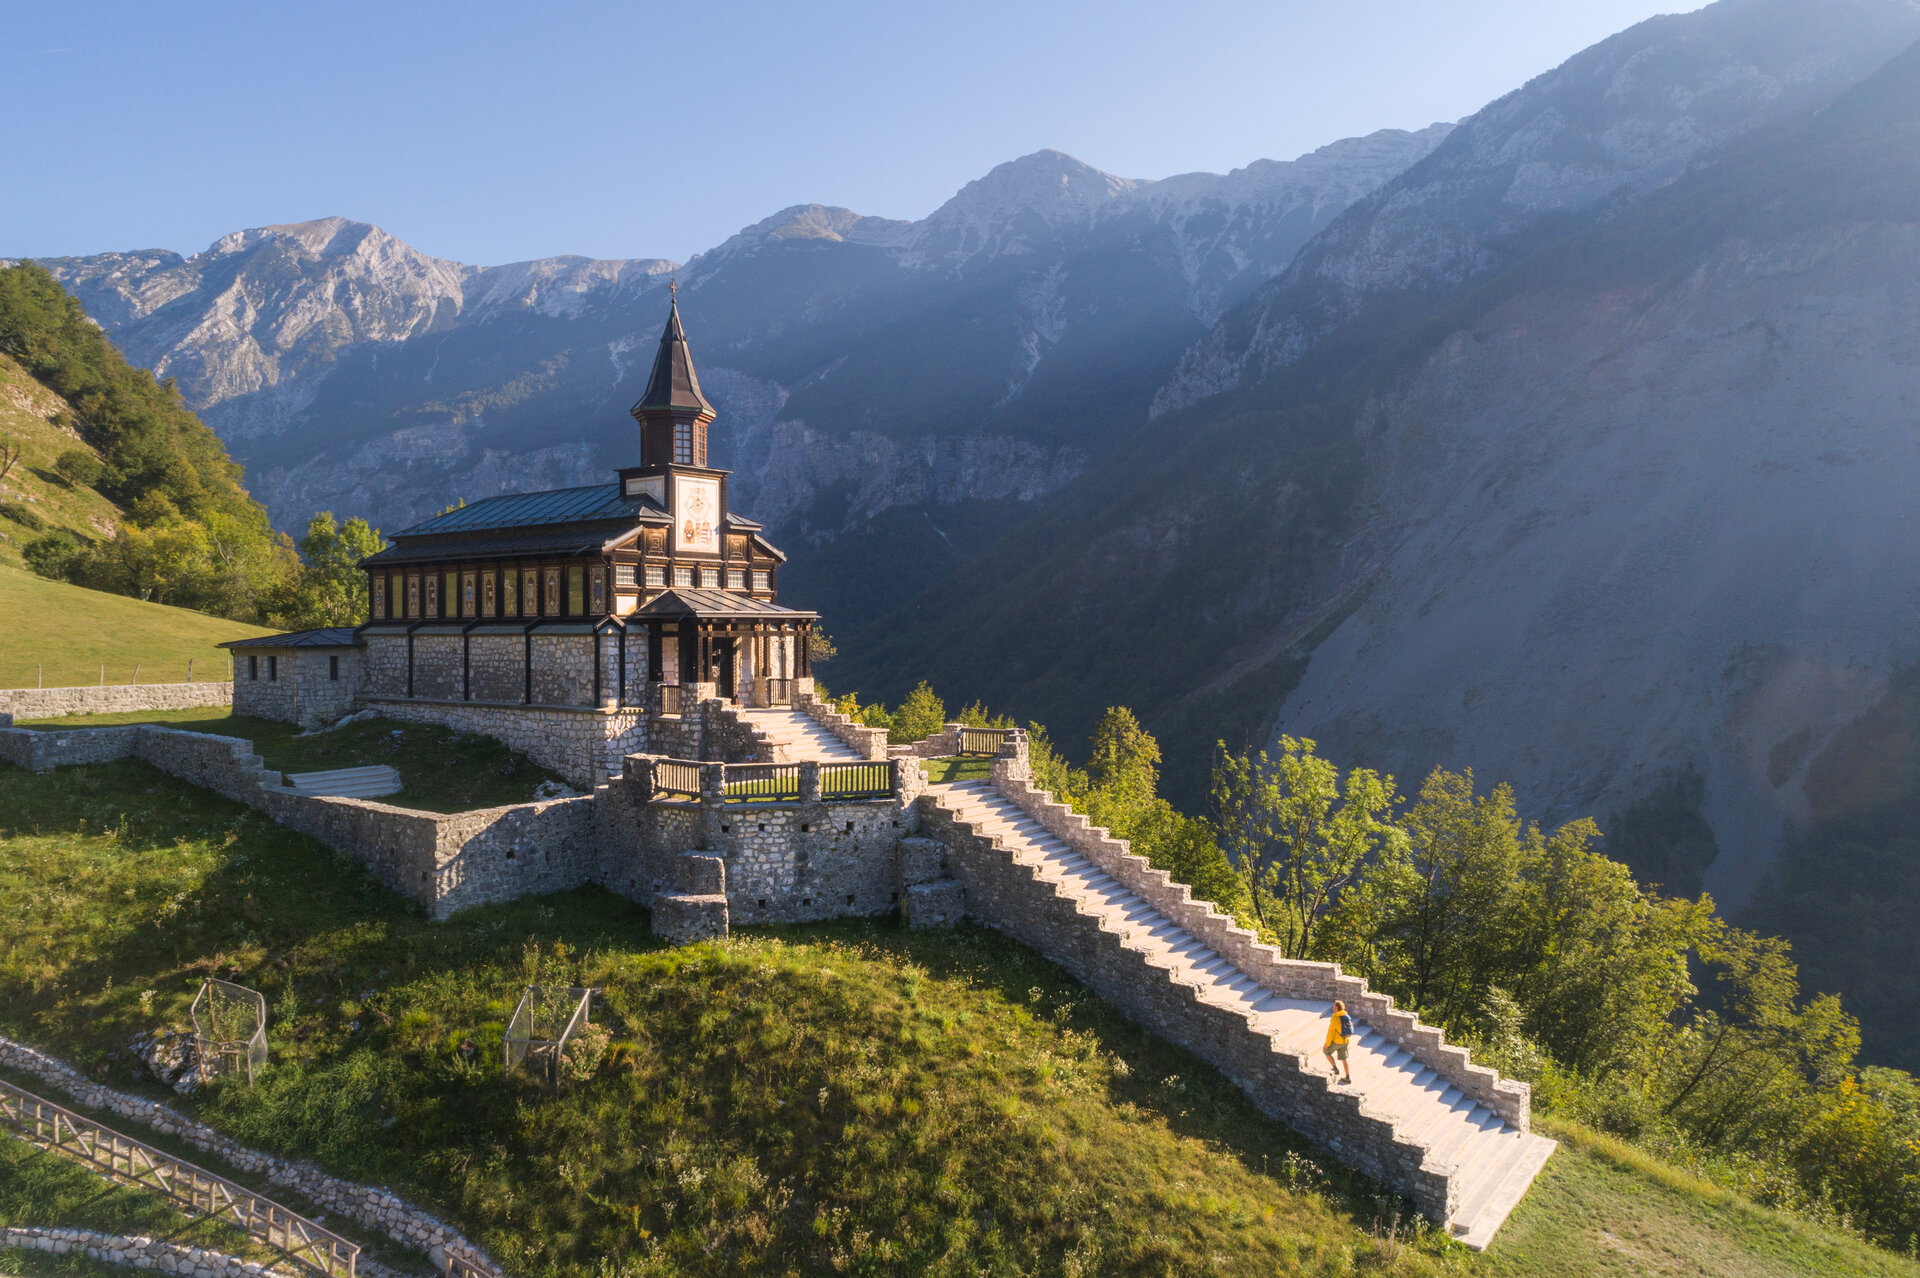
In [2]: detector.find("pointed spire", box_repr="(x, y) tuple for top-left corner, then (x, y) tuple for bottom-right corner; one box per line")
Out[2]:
(632, 285), (714, 418)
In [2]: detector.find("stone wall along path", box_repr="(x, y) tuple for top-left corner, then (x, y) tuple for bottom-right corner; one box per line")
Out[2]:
(0, 682), (231, 719)
(1, 1227), (283, 1278)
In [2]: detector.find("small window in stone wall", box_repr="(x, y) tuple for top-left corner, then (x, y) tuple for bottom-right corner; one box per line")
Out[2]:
(267, 655), (278, 682)
(248, 655), (258, 681)
(483, 572), (496, 617)
(330, 654), (340, 681)
(646, 563), (666, 587)
(568, 565), (584, 615)
(462, 572), (477, 617)
(525, 569), (540, 616)
(614, 563), (636, 588)
(726, 568), (746, 591)
(674, 565), (694, 587)
(407, 575), (421, 619)
(544, 568), (561, 615)
(753, 570), (771, 592)
(425, 574), (439, 617)
(503, 569), (517, 617)
(373, 576), (386, 619)
(590, 567), (606, 613)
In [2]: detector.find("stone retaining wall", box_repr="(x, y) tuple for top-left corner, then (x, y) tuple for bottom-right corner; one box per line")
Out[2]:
(0, 1228), (278, 1278)
(595, 757), (922, 926)
(362, 698), (646, 788)
(0, 682), (231, 719)
(986, 748), (1529, 1130)
(0, 1036), (502, 1278)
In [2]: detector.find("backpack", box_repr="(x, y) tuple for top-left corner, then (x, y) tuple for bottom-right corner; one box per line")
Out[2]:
(1337, 1012), (1354, 1041)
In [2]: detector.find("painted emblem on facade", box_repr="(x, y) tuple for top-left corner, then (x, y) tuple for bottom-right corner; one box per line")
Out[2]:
(676, 477), (720, 554)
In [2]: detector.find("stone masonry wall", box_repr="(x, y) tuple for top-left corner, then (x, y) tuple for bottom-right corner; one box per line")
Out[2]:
(467, 632), (524, 703)
(232, 650), (298, 722)
(0, 1036), (503, 1278)
(0, 682), (230, 720)
(0, 1227), (278, 1278)
(595, 757), (924, 925)
(293, 647), (361, 727)
(363, 634), (408, 697)
(412, 634), (463, 700)
(362, 700), (646, 788)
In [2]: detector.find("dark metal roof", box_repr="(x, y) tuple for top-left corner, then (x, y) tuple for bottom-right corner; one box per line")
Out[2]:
(390, 484), (652, 538)
(362, 527), (634, 567)
(219, 627), (363, 650)
(631, 296), (715, 418)
(630, 588), (816, 622)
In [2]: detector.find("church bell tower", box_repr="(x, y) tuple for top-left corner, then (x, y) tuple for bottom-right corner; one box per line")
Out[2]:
(630, 282), (716, 468)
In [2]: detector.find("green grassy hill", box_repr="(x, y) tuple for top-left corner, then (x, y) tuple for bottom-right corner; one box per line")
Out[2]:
(0, 757), (1912, 1277)
(0, 352), (122, 566)
(0, 560), (271, 689)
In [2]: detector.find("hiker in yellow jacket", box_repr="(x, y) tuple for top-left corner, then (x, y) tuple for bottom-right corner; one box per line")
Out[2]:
(1323, 1000), (1355, 1084)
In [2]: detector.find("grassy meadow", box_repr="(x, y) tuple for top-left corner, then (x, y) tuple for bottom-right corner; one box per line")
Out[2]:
(2, 759), (1916, 1276)
(0, 561), (270, 690)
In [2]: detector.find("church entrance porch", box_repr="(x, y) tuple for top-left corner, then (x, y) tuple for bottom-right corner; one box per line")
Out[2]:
(632, 588), (817, 712)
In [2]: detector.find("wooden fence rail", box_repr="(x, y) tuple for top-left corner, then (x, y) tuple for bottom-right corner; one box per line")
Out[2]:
(0, 1078), (359, 1278)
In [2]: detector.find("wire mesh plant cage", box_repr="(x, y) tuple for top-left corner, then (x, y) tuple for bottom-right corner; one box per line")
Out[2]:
(503, 985), (595, 1088)
(189, 978), (268, 1086)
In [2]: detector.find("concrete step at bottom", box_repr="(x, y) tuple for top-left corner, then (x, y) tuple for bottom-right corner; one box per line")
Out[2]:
(1453, 1134), (1557, 1250)
(285, 765), (401, 798)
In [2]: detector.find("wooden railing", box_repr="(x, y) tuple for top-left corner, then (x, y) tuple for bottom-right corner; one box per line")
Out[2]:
(821, 761), (892, 800)
(0, 1078), (359, 1278)
(651, 759), (701, 801)
(726, 763), (801, 803)
(958, 727), (1011, 757)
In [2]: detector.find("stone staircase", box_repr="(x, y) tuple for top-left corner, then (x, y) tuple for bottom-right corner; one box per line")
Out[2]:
(925, 778), (1555, 1249)
(734, 708), (866, 762)
(283, 765), (403, 799)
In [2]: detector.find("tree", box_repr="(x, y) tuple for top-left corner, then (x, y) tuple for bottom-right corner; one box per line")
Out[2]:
(1212, 736), (1404, 959)
(22, 530), (82, 579)
(279, 512), (385, 628)
(807, 630), (838, 666)
(1504, 819), (1711, 1077)
(891, 681), (947, 744)
(52, 448), (102, 488)
(0, 433), (20, 485)
(1370, 769), (1528, 1027)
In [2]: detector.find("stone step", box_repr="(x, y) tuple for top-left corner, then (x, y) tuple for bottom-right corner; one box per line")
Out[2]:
(284, 765), (402, 799)
(924, 778), (1553, 1247)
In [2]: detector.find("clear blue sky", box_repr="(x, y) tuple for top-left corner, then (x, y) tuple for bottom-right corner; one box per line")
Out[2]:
(4, 0), (1696, 266)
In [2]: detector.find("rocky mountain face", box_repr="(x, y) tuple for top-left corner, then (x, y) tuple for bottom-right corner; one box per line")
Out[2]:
(36, 126), (1450, 565)
(851, 0), (1920, 895)
(1154, 0), (1920, 416)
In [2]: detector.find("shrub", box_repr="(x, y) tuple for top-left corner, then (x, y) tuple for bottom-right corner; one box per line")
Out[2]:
(0, 499), (45, 531)
(23, 529), (82, 579)
(52, 448), (103, 488)
(890, 681), (947, 744)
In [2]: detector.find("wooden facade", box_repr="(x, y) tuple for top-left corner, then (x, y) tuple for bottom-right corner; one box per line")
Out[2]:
(357, 293), (817, 708)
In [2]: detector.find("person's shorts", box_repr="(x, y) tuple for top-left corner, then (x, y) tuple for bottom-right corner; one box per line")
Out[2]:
(1328, 1042), (1348, 1060)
